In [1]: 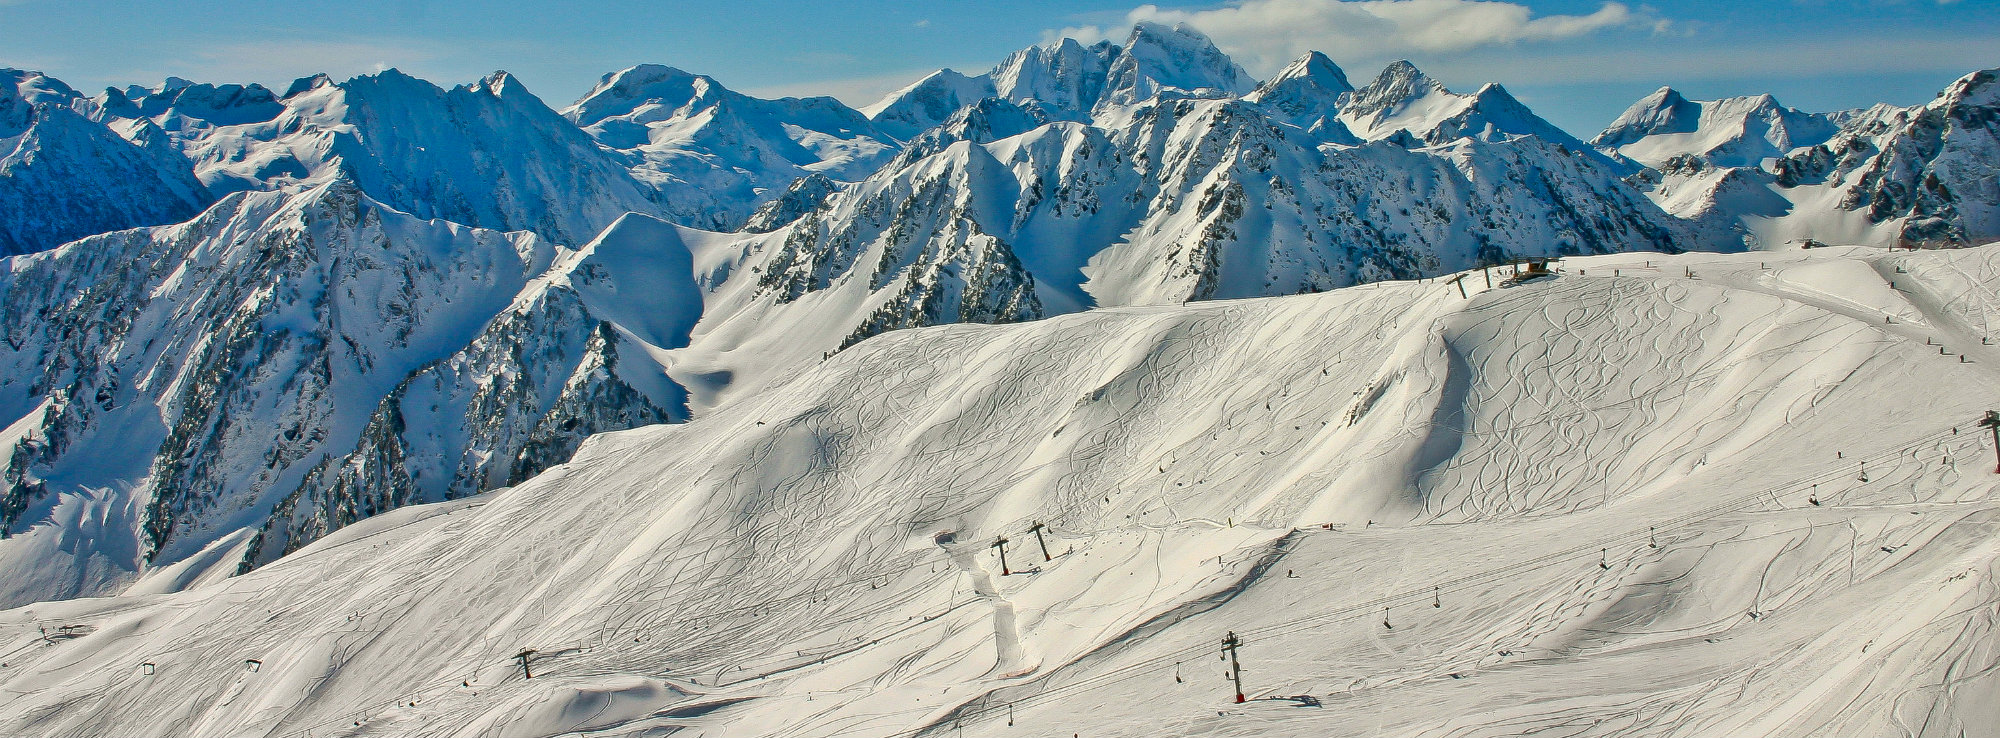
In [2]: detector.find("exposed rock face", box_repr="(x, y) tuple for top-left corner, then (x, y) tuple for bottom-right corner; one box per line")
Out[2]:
(743, 173), (839, 234)
(1811, 69), (2000, 246)
(0, 182), (693, 606)
(1598, 69), (2000, 247)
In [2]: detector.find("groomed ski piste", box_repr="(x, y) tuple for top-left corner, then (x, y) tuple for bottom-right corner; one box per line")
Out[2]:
(3, 242), (1999, 737)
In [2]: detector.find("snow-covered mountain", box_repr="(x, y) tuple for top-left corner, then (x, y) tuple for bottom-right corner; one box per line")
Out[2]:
(1243, 51), (1357, 140)
(1766, 68), (2000, 248)
(697, 57), (1686, 374)
(4, 243), (1996, 737)
(1593, 87), (1840, 168)
(1335, 61), (1618, 170)
(863, 69), (1000, 141)
(92, 77), (288, 150)
(0, 181), (703, 607)
(1604, 69), (2000, 249)
(866, 22), (1254, 129)
(83, 69), (665, 246)
(0, 69), (211, 256)
(562, 64), (897, 231)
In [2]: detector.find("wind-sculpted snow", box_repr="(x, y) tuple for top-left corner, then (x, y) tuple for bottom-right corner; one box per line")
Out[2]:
(1, 245), (1996, 737)
(0, 184), (696, 606)
(0, 69), (211, 256)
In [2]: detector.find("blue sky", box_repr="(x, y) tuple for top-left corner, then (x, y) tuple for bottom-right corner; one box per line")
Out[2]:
(1, 0), (1994, 135)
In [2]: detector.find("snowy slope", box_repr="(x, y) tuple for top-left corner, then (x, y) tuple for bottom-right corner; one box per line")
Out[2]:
(0, 69), (210, 256)
(0, 183), (700, 607)
(1592, 87), (1839, 168)
(3, 243), (1996, 737)
(562, 65), (897, 230)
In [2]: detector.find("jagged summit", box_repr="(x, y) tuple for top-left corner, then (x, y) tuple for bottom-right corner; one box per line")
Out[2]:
(1098, 21), (1256, 110)
(988, 37), (1118, 118)
(282, 72), (333, 98)
(1338, 60), (1443, 123)
(1327, 61), (1612, 168)
(95, 79), (284, 133)
(1594, 87), (1837, 168)
(1246, 51), (1355, 127)
(867, 23), (1253, 129)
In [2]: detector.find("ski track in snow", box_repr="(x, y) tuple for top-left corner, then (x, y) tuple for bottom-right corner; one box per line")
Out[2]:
(0, 245), (1998, 737)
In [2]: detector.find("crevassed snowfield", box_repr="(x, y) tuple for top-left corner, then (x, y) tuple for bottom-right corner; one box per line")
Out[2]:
(3, 243), (1996, 737)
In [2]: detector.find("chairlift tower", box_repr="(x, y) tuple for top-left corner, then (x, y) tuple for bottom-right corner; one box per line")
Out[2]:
(1220, 631), (1245, 703)
(1980, 411), (2000, 474)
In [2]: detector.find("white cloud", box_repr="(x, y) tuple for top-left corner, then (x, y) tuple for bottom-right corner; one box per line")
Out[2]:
(1051, 0), (1650, 75)
(1426, 33), (1999, 86)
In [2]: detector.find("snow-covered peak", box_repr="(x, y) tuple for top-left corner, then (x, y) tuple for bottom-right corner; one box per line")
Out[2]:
(989, 37), (1119, 119)
(1593, 86), (1698, 147)
(1, 69), (210, 255)
(281, 73), (333, 99)
(870, 25), (1248, 132)
(0, 69), (79, 105)
(470, 69), (538, 102)
(93, 78), (284, 138)
(562, 64), (725, 129)
(1939, 67), (2000, 108)
(863, 69), (997, 140)
(883, 96), (1049, 169)
(1593, 87), (1838, 168)
(560, 63), (894, 230)
(1331, 61), (1604, 166)
(1338, 60), (1444, 124)
(1246, 51), (1355, 126)
(1098, 21), (1256, 110)
(122, 67), (664, 242)
(1, 69), (82, 136)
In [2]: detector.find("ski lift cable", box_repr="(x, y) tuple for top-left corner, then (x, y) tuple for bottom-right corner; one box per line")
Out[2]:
(888, 421), (1972, 736)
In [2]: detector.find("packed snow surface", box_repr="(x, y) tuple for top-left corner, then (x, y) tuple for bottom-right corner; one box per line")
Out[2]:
(3, 243), (1998, 737)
